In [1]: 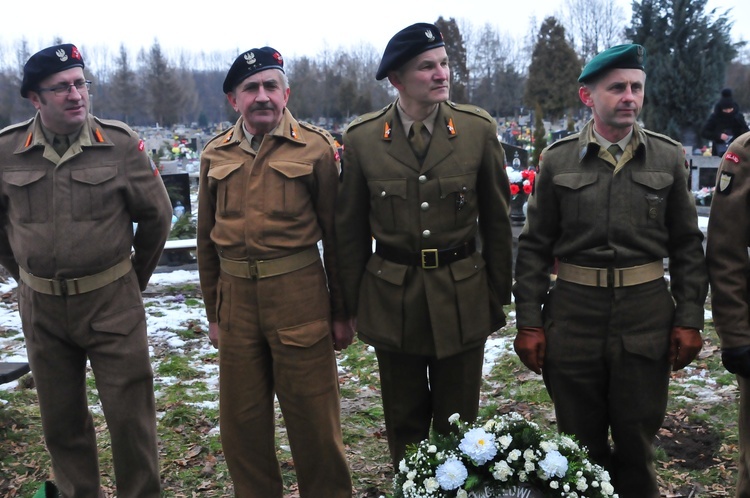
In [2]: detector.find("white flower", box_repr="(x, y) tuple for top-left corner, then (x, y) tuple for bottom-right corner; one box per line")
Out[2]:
(523, 448), (536, 460)
(540, 440), (558, 452)
(550, 480), (559, 489)
(601, 482), (615, 495)
(449, 413), (461, 424)
(497, 434), (512, 449)
(508, 449), (521, 461)
(423, 477), (439, 492)
(524, 460), (535, 472)
(539, 450), (568, 479)
(492, 460), (513, 481)
(399, 459), (409, 473)
(427, 445), (437, 454)
(407, 470), (416, 481)
(563, 483), (571, 492)
(459, 428), (498, 465)
(457, 490), (468, 498)
(435, 457), (468, 490)
(402, 480), (415, 492)
(576, 477), (588, 491)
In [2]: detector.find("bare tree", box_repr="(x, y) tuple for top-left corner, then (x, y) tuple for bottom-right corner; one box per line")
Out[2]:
(563, 0), (625, 63)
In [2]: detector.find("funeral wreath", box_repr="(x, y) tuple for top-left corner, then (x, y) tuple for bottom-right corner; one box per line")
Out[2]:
(393, 412), (618, 498)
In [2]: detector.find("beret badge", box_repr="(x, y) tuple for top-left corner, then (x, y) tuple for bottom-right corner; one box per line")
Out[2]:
(425, 29), (436, 42)
(56, 49), (68, 62)
(244, 52), (257, 66)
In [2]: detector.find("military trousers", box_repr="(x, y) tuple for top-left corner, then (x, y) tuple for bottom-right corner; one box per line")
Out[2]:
(215, 261), (352, 498)
(18, 270), (160, 498)
(737, 376), (750, 498)
(375, 345), (485, 467)
(541, 278), (673, 498)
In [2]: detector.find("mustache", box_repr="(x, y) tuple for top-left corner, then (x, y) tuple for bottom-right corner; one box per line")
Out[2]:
(251, 103), (275, 111)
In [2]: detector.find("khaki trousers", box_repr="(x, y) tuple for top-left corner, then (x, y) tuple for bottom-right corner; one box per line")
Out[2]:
(542, 279), (673, 498)
(216, 262), (351, 498)
(375, 345), (485, 467)
(19, 270), (160, 498)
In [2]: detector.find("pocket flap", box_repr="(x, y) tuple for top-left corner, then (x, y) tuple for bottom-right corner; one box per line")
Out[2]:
(368, 178), (407, 200)
(277, 318), (330, 347)
(71, 166), (117, 186)
(207, 162), (243, 180)
(439, 173), (477, 197)
(553, 172), (597, 190)
(365, 254), (408, 285)
(3, 169), (47, 187)
(449, 252), (486, 281)
(269, 161), (313, 179)
(632, 171), (673, 190)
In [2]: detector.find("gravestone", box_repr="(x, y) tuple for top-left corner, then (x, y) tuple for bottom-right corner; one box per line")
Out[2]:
(501, 142), (529, 169)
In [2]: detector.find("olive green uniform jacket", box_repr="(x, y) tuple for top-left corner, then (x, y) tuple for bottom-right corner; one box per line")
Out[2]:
(335, 101), (513, 359)
(513, 120), (707, 330)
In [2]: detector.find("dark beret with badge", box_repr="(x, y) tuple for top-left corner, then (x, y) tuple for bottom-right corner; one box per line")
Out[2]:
(376, 22), (445, 80)
(578, 43), (645, 84)
(21, 43), (85, 98)
(223, 46), (285, 94)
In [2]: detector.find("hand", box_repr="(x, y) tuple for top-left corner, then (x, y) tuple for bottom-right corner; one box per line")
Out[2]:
(208, 322), (220, 349)
(332, 318), (356, 351)
(514, 327), (546, 374)
(721, 346), (750, 378)
(668, 326), (702, 371)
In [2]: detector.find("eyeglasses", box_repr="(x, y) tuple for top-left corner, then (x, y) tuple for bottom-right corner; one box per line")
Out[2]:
(37, 80), (92, 97)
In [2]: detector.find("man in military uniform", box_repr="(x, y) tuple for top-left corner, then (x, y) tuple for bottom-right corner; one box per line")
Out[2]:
(0, 44), (172, 497)
(197, 47), (353, 498)
(706, 130), (750, 498)
(513, 44), (707, 498)
(335, 23), (513, 467)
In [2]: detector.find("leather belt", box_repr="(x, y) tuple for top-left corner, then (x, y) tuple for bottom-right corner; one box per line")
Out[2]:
(219, 246), (319, 279)
(557, 260), (664, 288)
(375, 240), (476, 269)
(19, 257), (133, 296)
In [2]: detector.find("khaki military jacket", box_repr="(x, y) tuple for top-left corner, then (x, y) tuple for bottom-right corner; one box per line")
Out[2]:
(513, 120), (708, 329)
(707, 131), (750, 349)
(197, 110), (345, 323)
(335, 100), (513, 359)
(0, 113), (172, 290)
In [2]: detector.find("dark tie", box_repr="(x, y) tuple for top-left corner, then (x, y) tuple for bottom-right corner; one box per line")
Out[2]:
(53, 135), (69, 156)
(409, 121), (427, 159)
(607, 144), (621, 161)
(250, 135), (262, 152)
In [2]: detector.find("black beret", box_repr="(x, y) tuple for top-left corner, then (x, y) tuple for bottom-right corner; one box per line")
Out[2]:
(223, 47), (284, 94)
(21, 44), (85, 98)
(376, 23), (445, 81)
(578, 44), (645, 84)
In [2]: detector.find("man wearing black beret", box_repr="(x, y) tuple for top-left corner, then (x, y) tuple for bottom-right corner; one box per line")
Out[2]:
(335, 22), (513, 468)
(513, 44), (708, 497)
(0, 44), (172, 497)
(197, 47), (353, 497)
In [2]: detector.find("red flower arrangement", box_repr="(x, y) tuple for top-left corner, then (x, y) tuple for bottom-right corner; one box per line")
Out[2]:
(507, 168), (536, 197)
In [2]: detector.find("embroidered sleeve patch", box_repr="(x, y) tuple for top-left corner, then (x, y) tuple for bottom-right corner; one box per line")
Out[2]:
(138, 139), (145, 152)
(718, 171), (733, 194)
(726, 152), (741, 164)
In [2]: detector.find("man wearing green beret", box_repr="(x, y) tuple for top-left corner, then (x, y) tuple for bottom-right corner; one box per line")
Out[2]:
(513, 44), (707, 497)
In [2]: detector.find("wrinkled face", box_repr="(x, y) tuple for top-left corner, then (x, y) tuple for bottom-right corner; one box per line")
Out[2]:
(28, 67), (89, 135)
(389, 46), (450, 106)
(227, 69), (290, 136)
(579, 68), (645, 135)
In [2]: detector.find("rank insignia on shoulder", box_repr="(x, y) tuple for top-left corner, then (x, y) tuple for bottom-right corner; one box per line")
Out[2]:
(383, 121), (392, 139)
(290, 124), (298, 139)
(726, 152), (741, 164)
(718, 171), (733, 194)
(446, 117), (456, 136)
(138, 139), (145, 152)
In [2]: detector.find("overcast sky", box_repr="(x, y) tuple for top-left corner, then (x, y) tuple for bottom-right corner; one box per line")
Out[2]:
(2, 0), (747, 63)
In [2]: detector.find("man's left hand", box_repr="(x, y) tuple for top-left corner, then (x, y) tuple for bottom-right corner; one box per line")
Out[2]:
(669, 326), (703, 371)
(332, 318), (355, 351)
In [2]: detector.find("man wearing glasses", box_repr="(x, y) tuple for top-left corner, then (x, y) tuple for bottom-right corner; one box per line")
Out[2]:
(0, 43), (172, 497)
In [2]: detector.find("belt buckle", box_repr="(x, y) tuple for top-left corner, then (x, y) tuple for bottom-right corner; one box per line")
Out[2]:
(58, 279), (68, 296)
(248, 261), (260, 279)
(421, 249), (438, 269)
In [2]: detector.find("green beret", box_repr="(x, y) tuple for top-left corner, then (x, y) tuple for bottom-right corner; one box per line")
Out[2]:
(578, 44), (645, 83)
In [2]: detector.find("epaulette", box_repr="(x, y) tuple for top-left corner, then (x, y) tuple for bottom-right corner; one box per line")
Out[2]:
(547, 132), (580, 150)
(445, 101), (494, 124)
(345, 104), (392, 132)
(299, 121), (336, 146)
(642, 128), (681, 147)
(0, 118), (33, 137)
(93, 116), (137, 137)
(204, 128), (235, 149)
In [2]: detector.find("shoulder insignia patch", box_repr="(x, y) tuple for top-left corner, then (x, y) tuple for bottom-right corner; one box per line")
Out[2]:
(150, 158), (159, 177)
(725, 152), (740, 164)
(138, 139), (145, 152)
(718, 171), (733, 194)
(383, 121), (392, 139)
(446, 117), (456, 136)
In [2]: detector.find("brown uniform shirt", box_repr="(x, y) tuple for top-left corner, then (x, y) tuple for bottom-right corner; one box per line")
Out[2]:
(197, 110), (345, 323)
(0, 113), (172, 290)
(707, 131), (750, 349)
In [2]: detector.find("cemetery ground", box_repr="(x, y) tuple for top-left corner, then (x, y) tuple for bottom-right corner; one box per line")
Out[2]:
(0, 271), (741, 497)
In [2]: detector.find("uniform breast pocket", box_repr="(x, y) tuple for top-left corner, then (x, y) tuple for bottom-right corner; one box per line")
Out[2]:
(207, 162), (244, 217)
(70, 165), (118, 221)
(2, 169), (50, 223)
(630, 171), (673, 228)
(368, 178), (408, 231)
(267, 161), (313, 217)
(437, 173), (477, 230)
(553, 172), (599, 229)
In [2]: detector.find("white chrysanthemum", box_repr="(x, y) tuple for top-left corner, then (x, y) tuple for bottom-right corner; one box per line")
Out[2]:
(459, 428), (498, 465)
(523, 449), (536, 460)
(402, 480), (415, 492)
(399, 460), (409, 473)
(518, 470), (528, 482)
(563, 483), (571, 492)
(423, 477), (439, 492)
(427, 445), (437, 454)
(524, 460), (535, 472)
(591, 480), (600, 488)
(506, 167), (523, 183)
(492, 460), (513, 481)
(435, 457), (468, 490)
(540, 440), (558, 452)
(497, 434), (512, 449)
(550, 480), (559, 489)
(559, 435), (577, 449)
(601, 482), (615, 495)
(406, 470), (416, 481)
(449, 413), (461, 424)
(576, 477), (589, 491)
(457, 490), (468, 498)
(508, 449), (522, 461)
(539, 450), (569, 479)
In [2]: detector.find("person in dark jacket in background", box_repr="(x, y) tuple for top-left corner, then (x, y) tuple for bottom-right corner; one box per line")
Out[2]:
(701, 88), (749, 156)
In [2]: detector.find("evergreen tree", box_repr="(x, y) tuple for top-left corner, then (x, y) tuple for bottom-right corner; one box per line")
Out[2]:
(436, 17), (469, 104)
(524, 17), (582, 122)
(532, 103), (548, 167)
(108, 45), (140, 124)
(141, 40), (186, 127)
(626, 0), (739, 143)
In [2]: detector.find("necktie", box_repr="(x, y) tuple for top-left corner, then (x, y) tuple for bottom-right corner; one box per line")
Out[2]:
(607, 144), (621, 162)
(409, 121), (427, 159)
(250, 135), (262, 152)
(53, 135), (69, 156)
